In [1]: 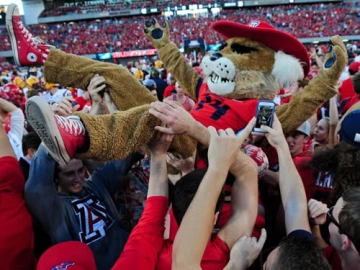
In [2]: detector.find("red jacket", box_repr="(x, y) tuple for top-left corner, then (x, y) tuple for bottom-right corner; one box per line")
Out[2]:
(338, 77), (356, 102)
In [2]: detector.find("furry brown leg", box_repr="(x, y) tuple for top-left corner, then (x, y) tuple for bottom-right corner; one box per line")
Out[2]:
(76, 105), (197, 161)
(44, 48), (156, 110)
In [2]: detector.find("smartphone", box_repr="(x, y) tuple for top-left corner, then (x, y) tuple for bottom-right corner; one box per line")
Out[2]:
(253, 100), (276, 133)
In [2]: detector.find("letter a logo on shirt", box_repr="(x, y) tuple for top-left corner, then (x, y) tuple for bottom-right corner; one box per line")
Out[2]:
(72, 194), (114, 245)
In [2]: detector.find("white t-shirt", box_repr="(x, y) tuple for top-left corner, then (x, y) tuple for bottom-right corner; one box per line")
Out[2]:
(7, 109), (25, 160)
(41, 89), (73, 104)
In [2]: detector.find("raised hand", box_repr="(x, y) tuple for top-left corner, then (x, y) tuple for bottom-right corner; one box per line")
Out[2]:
(149, 100), (197, 135)
(147, 132), (173, 157)
(87, 74), (106, 104)
(51, 97), (80, 116)
(308, 199), (328, 225)
(258, 114), (287, 149)
(225, 228), (267, 270)
(143, 18), (170, 49)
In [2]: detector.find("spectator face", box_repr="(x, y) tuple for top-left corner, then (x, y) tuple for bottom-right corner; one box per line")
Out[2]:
(286, 131), (307, 156)
(329, 197), (344, 253)
(313, 119), (329, 143)
(151, 89), (157, 98)
(170, 77), (176, 85)
(57, 159), (86, 194)
(175, 82), (184, 96)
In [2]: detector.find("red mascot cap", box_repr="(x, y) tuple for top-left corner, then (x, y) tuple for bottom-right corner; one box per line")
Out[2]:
(211, 20), (310, 76)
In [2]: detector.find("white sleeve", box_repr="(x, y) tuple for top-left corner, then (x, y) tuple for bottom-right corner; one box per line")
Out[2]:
(8, 108), (25, 141)
(65, 90), (73, 97)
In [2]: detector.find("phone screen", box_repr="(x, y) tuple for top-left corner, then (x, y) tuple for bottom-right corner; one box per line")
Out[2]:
(254, 101), (275, 131)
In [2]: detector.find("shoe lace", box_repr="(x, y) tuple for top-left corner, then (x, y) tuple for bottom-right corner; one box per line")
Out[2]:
(55, 115), (85, 136)
(17, 20), (52, 48)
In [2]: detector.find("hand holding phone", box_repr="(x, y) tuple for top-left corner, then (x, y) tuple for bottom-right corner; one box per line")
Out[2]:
(253, 100), (276, 133)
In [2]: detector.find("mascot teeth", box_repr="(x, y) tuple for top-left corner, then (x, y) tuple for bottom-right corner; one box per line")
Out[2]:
(210, 73), (233, 84)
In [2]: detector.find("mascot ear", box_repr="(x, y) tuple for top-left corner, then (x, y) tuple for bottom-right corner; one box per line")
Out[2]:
(272, 51), (304, 88)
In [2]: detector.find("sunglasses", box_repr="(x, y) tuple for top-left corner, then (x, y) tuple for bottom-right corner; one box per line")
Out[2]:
(326, 206), (342, 233)
(326, 206), (360, 253)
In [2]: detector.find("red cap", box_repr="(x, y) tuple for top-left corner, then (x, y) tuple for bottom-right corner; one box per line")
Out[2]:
(37, 241), (96, 270)
(349, 61), (360, 73)
(211, 20), (310, 76)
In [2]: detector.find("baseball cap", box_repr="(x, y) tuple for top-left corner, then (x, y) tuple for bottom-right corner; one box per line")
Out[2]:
(295, 121), (311, 137)
(143, 79), (156, 87)
(37, 241), (96, 270)
(337, 101), (360, 149)
(348, 61), (360, 73)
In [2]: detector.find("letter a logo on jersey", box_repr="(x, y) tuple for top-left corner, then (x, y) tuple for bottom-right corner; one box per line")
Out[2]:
(72, 194), (114, 245)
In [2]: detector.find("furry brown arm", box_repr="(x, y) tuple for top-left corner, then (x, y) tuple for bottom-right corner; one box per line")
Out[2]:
(276, 35), (347, 133)
(144, 19), (201, 100)
(157, 42), (201, 100)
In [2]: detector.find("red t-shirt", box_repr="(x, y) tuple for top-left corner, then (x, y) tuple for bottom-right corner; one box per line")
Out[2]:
(338, 77), (356, 102)
(112, 196), (169, 270)
(158, 209), (230, 270)
(191, 83), (259, 132)
(163, 85), (176, 98)
(293, 152), (317, 200)
(323, 245), (343, 270)
(0, 156), (36, 270)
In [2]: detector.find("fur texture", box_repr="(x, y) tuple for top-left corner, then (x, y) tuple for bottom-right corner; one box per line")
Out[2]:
(45, 49), (197, 160)
(272, 51), (304, 89)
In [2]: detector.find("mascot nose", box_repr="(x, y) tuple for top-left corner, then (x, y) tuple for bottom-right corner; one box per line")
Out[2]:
(210, 53), (223, 61)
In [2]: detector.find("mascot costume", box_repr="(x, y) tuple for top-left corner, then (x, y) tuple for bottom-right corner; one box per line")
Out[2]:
(6, 4), (347, 166)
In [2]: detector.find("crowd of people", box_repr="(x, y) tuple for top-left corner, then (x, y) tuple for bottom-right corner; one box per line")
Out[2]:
(39, 0), (244, 18)
(2, 2), (360, 270)
(1, 2), (360, 54)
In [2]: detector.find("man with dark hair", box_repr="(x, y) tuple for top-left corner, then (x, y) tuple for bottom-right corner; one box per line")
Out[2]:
(25, 146), (142, 269)
(19, 132), (41, 181)
(308, 188), (360, 270)
(113, 119), (258, 270)
(171, 168), (226, 226)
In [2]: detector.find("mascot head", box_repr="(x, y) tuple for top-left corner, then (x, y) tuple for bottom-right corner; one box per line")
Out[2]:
(201, 20), (310, 100)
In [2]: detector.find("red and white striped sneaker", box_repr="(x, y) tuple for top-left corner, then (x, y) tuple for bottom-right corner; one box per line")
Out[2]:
(26, 96), (87, 166)
(6, 4), (52, 66)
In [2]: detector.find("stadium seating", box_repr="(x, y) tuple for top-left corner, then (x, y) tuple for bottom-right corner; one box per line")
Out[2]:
(1, 3), (359, 55)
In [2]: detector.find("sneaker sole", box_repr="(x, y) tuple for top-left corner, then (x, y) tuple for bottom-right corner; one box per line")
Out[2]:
(6, 4), (20, 66)
(26, 96), (70, 167)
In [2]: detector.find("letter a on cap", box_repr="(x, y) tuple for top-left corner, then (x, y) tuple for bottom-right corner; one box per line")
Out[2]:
(249, 21), (260, 27)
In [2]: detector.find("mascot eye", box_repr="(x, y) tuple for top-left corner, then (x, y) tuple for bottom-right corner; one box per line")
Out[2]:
(217, 43), (227, 51)
(231, 44), (258, 54)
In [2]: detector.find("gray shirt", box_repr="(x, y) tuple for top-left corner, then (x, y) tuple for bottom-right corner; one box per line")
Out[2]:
(25, 146), (141, 269)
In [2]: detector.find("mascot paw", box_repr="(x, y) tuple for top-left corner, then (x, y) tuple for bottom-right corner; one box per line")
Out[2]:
(320, 35), (347, 81)
(144, 18), (170, 49)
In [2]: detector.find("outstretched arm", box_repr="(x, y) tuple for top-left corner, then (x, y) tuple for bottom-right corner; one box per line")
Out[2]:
(147, 133), (173, 198)
(277, 36), (347, 133)
(150, 100), (209, 145)
(172, 127), (242, 270)
(172, 120), (257, 269)
(144, 19), (202, 100)
(261, 115), (310, 234)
